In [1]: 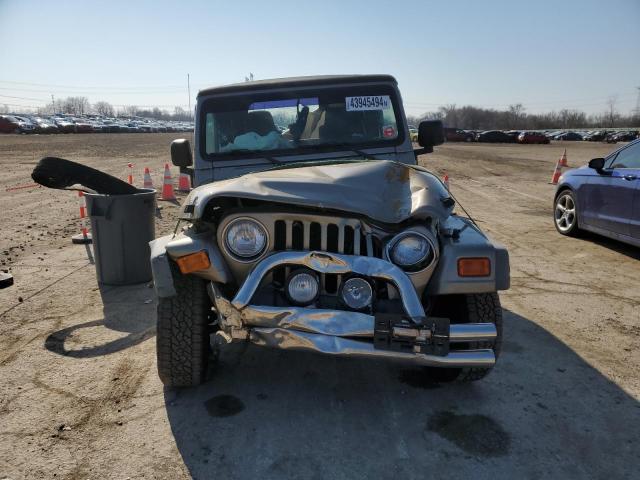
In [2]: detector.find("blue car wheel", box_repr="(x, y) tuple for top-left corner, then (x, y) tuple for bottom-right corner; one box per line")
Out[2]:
(554, 190), (580, 236)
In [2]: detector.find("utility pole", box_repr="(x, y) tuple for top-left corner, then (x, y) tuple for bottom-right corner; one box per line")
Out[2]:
(51, 94), (55, 115)
(635, 86), (640, 118)
(187, 73), (191, 120)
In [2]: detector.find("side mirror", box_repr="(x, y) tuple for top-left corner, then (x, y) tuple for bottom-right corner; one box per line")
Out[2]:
(588, 157), (605, 171)
(171, 139), (193, 168)
(418, 120), (445, 148)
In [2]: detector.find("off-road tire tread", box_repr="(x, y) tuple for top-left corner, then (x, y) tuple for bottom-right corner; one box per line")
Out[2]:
(156, 263), (210, 388)
(455, 292), (503, 382)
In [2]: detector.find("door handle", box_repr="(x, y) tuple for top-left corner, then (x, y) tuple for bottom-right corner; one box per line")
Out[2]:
(623, 175), (637, 181)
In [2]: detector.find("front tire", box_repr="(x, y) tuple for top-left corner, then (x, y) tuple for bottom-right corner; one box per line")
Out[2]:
(554, 189), (580, 236)
(425, 293), (503, 383)
(156, 263), (213, 388)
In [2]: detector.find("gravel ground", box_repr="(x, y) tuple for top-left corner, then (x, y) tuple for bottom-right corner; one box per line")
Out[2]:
(0, 134), (638, 479)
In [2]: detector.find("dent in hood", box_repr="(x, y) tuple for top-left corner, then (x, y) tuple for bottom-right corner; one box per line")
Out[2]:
(181, 160), (453, 224)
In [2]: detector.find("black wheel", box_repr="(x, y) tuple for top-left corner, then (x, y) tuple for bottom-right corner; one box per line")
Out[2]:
(424, 293), (503, 383)
(554, 189), (580, 236)
(156, 262), (214, 388)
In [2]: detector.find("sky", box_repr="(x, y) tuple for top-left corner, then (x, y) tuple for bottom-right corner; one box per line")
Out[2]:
(1, 0), (639, 116)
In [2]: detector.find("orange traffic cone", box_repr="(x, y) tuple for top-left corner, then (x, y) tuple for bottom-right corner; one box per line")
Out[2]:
(550, 158), (563, 185)
(178, 173), (191, 192)
(127, 163), (134, 185)
(143, 167), (154, 189)
(559, 149), (568, 167)
(160, 164), (176, 201)
(71, 191), (92, 244)
(443, 174), (450, 190)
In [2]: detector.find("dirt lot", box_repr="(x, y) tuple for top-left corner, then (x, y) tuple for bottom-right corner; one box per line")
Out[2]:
(0, 134), (638, 479)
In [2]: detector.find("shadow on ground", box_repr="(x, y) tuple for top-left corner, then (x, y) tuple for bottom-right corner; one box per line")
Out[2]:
(44, 283), (155, 358)
(579, 231), (640, 260)
(165, 309), (640, 480)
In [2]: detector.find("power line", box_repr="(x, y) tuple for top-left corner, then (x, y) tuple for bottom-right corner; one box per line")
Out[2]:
(0, 80), (186, 89)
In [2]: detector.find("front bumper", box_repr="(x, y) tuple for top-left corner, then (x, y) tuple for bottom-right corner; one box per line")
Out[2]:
(208, 250), (497, 368)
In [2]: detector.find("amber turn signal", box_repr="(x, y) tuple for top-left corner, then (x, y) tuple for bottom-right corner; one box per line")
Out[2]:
(175, 251), (210, 274)
(457, 257), (491, 277)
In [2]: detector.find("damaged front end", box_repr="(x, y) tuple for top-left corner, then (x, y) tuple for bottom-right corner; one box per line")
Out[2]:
(206, 250), (497, 367)
(150, 160), (508, 370)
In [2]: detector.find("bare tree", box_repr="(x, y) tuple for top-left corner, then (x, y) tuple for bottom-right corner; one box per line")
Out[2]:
(438, 104), (458, 127)
(507, 104), (525, 129)
(119, 105), (138, 117)
(93, 101), (115, 117)
(605, 96), (619, 128)
(61, 96), (90, 115)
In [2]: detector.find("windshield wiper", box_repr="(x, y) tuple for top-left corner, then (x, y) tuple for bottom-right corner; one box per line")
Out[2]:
(225, 149), (283, 164)
(323, 144), (384, 160)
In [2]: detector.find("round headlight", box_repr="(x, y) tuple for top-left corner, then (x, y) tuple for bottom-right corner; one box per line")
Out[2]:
(224, 218), (267, 259)
(340, 277), (373, 310)
(388, 232), (433, 271)
(286, 271), (319, 305)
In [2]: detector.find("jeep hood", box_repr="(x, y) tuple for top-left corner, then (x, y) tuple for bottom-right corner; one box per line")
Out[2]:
(181, 160), (453, 224)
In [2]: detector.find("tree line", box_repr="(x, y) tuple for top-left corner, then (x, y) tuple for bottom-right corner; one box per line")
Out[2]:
(407, 99), (639, 130)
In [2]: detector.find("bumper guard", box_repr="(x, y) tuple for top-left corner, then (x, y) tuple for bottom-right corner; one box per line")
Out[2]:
(208, 251), (497, 368)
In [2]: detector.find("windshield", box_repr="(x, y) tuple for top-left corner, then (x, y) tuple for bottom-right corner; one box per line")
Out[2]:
(201, 84), (403, 159)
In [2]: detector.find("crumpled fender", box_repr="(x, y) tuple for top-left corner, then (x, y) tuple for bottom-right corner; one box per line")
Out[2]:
(149, 229), (232, 298)
(426, 216), (510, 295)
(149, 235), (177, 297)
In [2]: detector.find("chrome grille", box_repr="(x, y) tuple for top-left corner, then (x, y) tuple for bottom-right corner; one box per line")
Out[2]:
(273, 219), (372, 256)
(217, 212), (383, 294)
(272, 217), (376, 294)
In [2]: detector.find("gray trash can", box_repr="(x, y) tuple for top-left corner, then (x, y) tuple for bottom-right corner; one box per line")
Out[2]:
(85, 188), (156, 285)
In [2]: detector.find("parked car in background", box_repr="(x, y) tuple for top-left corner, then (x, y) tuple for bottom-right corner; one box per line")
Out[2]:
(0, 115), (24, 133)
(444, 127), (474, 142)
(73, 118), (94, 133)
(606, 131), (639, 143)
(553, 138), (640, 247)
(555, 131), (583, 141)
(409, 127), (418, 142)
(12, 116), (36, 133)
(476, 130), (513, 143)
(518, 131), (550, 144)
(53, 117), (76, 133)
(504, 130), (522, 142)
(31, 117), (59, 134)
(583, 131), (608, 142)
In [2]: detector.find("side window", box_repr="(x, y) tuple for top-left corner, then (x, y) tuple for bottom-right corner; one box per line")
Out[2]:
(610, 142), (640, 169)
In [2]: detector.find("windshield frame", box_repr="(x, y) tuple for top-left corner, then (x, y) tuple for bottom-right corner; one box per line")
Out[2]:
(198, 83), (406, 162)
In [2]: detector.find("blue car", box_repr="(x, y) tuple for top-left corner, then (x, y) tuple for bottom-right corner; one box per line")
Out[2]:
(554, 138), (640, 247)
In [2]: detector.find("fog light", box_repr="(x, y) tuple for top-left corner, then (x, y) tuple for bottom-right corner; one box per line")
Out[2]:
(286, 270), (319, 305)
(340, 277), (373, 310)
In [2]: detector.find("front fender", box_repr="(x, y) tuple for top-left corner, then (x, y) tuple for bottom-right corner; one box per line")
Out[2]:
(426, 216), (510, 295)
(149, 228), (232, 298)
(149, 235), (177, 297)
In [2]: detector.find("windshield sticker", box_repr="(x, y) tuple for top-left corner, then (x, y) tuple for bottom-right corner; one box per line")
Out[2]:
(382, 125), (396, 138)
(345, 95), (391, 111)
